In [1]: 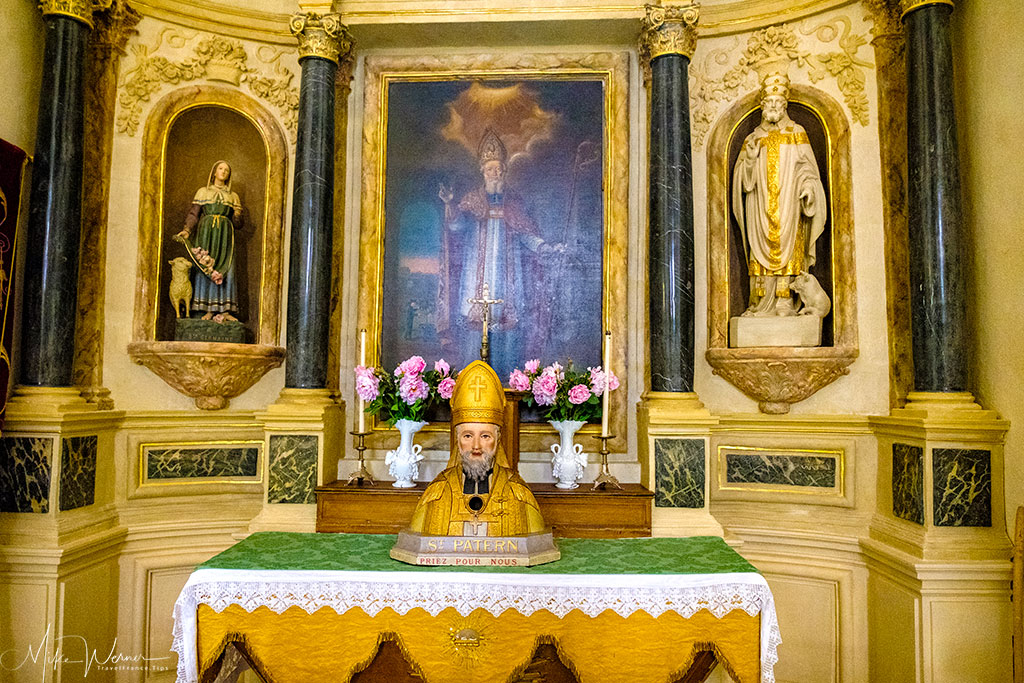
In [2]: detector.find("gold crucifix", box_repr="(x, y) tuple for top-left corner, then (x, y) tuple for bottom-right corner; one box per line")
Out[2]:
(468, 281), (503, 364)
(468, 514), (483, 536)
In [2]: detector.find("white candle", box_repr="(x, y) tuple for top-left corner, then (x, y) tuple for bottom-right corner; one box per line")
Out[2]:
(358, 329), (367, 433)
(601, 331), (611, 437)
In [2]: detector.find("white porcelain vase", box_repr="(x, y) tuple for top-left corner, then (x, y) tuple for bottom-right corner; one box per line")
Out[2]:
(549, 419), (587, 489)
(386, 419), (427, 488)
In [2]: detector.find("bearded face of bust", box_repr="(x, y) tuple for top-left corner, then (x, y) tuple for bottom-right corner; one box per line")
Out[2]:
(457, 422), (500, 481)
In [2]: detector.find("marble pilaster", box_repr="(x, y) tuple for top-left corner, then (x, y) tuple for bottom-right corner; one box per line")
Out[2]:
(641, 3), (699, 393)
(904, 1), (967, 393)
(251, 14), (351, 532)
(285, 14), (351, 389)
(20, 11), (91, 387)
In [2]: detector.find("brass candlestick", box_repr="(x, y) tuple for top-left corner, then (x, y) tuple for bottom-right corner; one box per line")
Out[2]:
(347, 430), (375, 485)
(591, 434), (621, 490)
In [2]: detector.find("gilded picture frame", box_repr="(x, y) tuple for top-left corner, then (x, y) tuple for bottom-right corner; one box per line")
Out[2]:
(357, 53), (630, 454)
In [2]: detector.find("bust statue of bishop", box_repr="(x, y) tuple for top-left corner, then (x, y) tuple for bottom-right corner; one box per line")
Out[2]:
(408, 360), (546, 537)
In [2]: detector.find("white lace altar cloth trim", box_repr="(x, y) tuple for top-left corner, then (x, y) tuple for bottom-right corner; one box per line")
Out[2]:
(172, 568), (781, 683)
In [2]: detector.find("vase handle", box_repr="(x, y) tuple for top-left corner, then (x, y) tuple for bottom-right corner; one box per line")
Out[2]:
(411, 443), (423, 460)
(550, 444), (561, 457)
(572, 443), (584, 456)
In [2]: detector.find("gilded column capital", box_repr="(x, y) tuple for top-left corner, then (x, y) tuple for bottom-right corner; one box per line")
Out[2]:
(900, 0), (954, 20)
(289, 12), (353, 65)
(639, 2), (700, 63)
(38, 0), (112, 28)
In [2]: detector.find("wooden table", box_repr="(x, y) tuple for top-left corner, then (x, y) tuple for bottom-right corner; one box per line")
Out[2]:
(316, 480), (653, 537)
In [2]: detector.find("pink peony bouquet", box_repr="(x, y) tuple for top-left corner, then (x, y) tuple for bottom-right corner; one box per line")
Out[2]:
(354, 356), (458, 425)
(509, 359), (619, 422)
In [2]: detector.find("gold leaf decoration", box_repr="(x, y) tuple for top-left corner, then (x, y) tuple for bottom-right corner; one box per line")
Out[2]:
(116, 31), (299, 141)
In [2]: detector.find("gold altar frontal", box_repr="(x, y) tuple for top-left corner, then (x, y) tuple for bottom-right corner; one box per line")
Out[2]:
(196, 604), (762, 682)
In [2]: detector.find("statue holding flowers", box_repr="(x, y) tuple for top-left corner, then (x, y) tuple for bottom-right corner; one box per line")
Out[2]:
(174, 160), (243, 322)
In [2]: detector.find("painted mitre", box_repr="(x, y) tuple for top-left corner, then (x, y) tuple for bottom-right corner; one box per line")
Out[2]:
(477, 128), (508, 166)
(447, 360), (510, 468)
(451, 360), (506, 426)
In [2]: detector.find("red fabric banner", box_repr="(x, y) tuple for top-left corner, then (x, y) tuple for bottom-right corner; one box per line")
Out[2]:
(0, 139), (27, 423)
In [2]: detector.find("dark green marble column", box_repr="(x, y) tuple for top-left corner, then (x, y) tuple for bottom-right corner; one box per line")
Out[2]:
(641, 5), (699, 392)
(20, 11), (93, 386)
(904, 1), (967, 392)
(285, 15), (351, 389)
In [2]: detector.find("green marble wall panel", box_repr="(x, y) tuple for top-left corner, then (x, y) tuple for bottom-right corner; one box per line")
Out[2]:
(59, 435), (97, 511)
(145, 445), (260, 481)
(892, 443), (924, 525)
(654, 438), (704, 508)
(268, 435), (318, 504)
(933, 448), (991, 527)
(724, 451), (838, 488)
(0, 437), (52, 513)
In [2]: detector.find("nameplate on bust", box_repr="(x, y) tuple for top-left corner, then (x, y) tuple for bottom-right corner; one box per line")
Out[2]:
(390, 530), (560, 567)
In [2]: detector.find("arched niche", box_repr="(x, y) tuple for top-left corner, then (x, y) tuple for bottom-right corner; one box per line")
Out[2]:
(705, 84), (858, 413)
(129, 86), (288, 409)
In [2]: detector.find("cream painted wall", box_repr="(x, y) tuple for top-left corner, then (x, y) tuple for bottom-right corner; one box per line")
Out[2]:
(954, 3), (1024, 532)
(0, 0), (45, 151)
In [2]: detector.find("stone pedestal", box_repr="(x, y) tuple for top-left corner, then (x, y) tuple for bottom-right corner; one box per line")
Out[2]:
(0, 387), (126, 683)
(729, 315), (822, 348)
(250, 388), (344, 532)
(867, 391), (1012, 681)
(638, 391), (723, 537)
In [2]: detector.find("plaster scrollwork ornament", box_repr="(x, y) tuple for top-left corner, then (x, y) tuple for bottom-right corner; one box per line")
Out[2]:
(289, 13), (353, 65)
(639, 3), (700, 64)
(688, 19), (873, 147)
(117, 31), (300, 140)
(38, 0), (112, 27)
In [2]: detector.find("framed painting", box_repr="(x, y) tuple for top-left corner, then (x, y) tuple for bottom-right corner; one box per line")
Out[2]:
(358, 53), (629, 451)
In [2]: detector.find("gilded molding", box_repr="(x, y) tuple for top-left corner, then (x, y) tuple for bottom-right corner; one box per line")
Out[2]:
(133, 85), (289, 347)
(639, 3), (700, 64)
(358, 52), (631, 454)
(900, 0), (954, 20)
(289, 13), (353, 65)
(705, 84), (859, 413)
(38, 0), (112, 27)
(127, 341), (284, 410)
(688, 19), (872, 148)
(116, 30), (300, 141)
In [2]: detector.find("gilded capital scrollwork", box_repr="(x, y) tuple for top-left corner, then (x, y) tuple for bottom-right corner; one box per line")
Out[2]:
(290, 13), (353, 65)
(639, 3), (700, 63)
(900, 0), (954, 19)
(38, 0), (112, 28)
(91, 0), (140, 55)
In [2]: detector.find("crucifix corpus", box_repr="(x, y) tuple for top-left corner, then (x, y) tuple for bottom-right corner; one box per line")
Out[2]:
(468, 281), (503, 364)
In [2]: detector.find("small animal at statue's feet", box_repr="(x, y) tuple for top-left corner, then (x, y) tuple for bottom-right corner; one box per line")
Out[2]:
(168, 257), (193, 319)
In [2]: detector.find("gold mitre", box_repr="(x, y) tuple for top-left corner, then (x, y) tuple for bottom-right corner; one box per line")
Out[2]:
(759, 72), (791, 100)
(451, 360), (506, 426)
(478, 129), (508, 166)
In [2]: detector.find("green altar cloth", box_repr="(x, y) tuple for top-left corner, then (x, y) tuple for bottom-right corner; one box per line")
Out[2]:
(200, 531), (758, 575)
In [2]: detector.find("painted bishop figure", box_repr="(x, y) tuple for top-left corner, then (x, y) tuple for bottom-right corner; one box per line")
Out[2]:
(732, 73), (828, 317)
(408, 360), (546, 537)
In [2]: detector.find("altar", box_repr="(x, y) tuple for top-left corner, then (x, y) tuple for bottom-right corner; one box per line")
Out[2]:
(173, 532), (781, 683)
